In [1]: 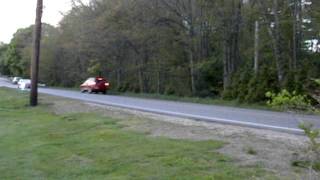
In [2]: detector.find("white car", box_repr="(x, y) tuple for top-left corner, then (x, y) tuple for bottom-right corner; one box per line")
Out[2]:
(12, 77), (21, 84)
(17, 79), (31, 90)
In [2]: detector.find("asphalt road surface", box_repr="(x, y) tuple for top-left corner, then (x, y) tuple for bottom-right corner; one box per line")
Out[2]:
(1, 77), (320, 134)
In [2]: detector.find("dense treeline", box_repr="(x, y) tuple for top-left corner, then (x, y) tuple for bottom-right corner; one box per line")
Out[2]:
(0, 0), (320, 102)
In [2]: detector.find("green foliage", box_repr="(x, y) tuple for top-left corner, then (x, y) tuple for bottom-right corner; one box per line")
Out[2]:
(4, 43), (22, 76)
(223, 64), (278, 103)
(87, 59), (102, 76)
(310, 79), (320, 106)
(299, 123), (320, 153)
(0, 43), (9, 75)
(313, 79), (320, 86)
(1, 0), (320, 104)
(296, 123), (320, 171)
(196, 57), (223, 97)
(265, 89), (312, 111)
(0, 24), (58, 78)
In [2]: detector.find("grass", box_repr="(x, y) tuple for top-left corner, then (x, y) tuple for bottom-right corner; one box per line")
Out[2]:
(0, 88), (275, 179)
(245, 147), (258, 156)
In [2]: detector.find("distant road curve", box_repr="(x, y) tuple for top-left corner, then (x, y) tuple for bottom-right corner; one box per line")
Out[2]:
(1, 77), (319, 134)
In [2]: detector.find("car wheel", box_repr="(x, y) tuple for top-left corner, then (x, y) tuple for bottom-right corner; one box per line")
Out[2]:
(88, 89), (93, 94)
(102, 90), (107, 95)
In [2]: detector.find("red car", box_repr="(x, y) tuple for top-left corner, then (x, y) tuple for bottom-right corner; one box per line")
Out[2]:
(80, 77), (110, 94)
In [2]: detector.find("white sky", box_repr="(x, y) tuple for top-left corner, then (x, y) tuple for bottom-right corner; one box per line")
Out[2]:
(0, 0), (88, 43)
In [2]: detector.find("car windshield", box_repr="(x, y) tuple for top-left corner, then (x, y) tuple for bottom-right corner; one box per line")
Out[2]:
(96, 78), (105, 83)
(20, 79), (30, 83)
(85, 78), (95, 83)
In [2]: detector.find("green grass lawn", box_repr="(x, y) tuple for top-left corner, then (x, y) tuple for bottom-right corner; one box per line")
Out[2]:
(0, 88), (275, 179)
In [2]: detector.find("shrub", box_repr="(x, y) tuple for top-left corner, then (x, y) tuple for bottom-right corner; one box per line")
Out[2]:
(265, 89), (312, 111)
(299, 123), (320, 154)
(293, 123), (320, 173)
(313, 79), (320, 86)
(311, 79), (320, 104)
(223, 64), (279, 103)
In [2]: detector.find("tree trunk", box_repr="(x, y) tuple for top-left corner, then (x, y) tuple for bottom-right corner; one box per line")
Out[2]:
(292, 0), (298, 70)
(189, 49), (196, 94)
(254, 20), (259, 74)
(116, 68), (121, 90)
(155, 0), (161, 94)
(188, 0), (196, 95)
(223, 0), (242, 91)
(223, 39), (230, 91)
(232, 0), (241, 70)
(30, 0), (43, 106)
(138, 61), (144, 93)
(156, 58), (161, 94)
(292, 0), (302, 70)
(116, 51), (123, 90)
(273, 0), (284, 84)
(258, 0), (284, 85)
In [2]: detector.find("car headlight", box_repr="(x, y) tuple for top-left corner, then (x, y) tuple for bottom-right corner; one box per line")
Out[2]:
(105, 83), (110, 86)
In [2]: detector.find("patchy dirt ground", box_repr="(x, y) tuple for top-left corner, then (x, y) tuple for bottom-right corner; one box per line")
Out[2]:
(40, 95), (320, 179)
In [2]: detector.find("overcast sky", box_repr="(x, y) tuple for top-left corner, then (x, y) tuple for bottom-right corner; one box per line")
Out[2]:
(0, 0), (87, 43)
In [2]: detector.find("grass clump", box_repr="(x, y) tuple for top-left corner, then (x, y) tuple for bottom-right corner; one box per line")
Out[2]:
(0, 88), (274, 179)
(245, 147), (258, 155)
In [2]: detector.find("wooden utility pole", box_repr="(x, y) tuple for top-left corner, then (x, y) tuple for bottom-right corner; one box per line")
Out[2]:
(30, 0), (43, 106)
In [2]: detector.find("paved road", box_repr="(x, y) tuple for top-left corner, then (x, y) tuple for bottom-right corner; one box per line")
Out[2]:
(1, 77), (320, 134)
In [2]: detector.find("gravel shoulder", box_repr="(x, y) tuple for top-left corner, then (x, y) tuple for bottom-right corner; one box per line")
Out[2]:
(41, 94), (319, 179)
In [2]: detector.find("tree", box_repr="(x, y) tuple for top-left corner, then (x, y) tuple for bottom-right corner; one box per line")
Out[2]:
(0, 43), (9, 75)
(4, 0), (320, 103)
(160, 0), (201, 94)
(4, 43), (22, 76)
(221, 0), (243, 90)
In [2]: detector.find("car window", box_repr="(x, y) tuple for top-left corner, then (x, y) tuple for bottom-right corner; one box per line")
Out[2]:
(84, 78), (94, 83)
(84, 78), (95, 85)
(95, 77), (106, 83)
(96, 79), (105, 83)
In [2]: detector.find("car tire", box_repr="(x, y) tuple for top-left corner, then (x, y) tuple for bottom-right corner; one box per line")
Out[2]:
(88, 89), (93, 94)
(102, 90), (107, 95)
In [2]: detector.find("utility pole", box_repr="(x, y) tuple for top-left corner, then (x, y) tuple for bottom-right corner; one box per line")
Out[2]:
(30, 0), (43, 106)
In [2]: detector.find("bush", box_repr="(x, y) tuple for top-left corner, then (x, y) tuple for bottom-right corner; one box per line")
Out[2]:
(196, 58), (223, 97)
(265, 89), (312, 111)
(300, 123), (320, 153)
(223, 63), (279, 103)
(292, 123), (320, 173)
(311, 79), (320, 105)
